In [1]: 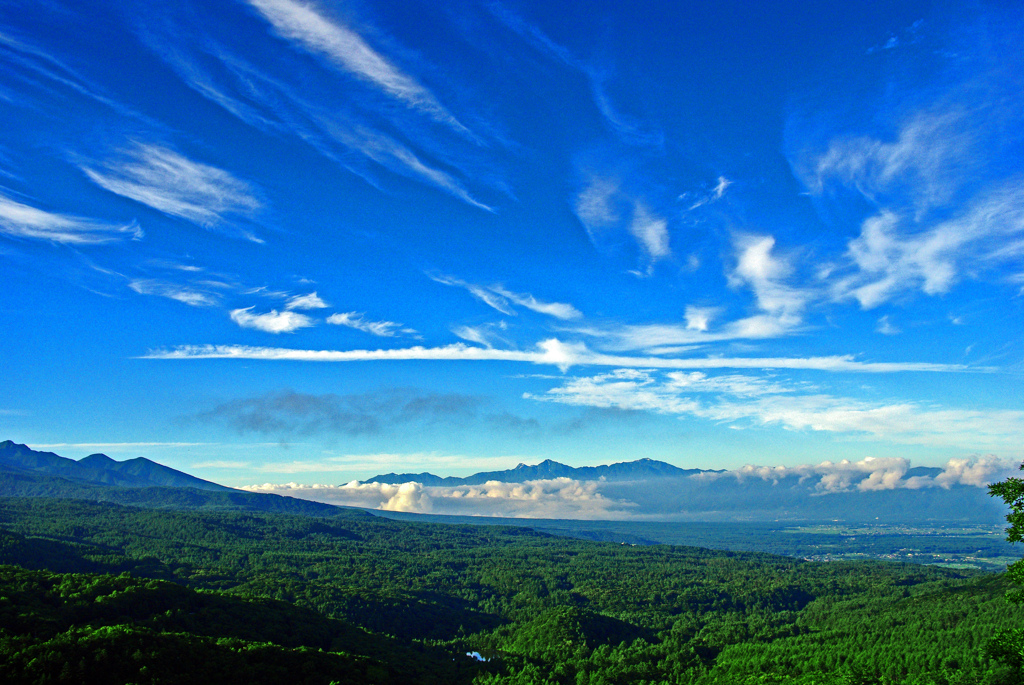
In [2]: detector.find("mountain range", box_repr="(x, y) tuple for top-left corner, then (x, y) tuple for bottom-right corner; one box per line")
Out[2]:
(363, 457), (717, 485)
(0, 440), (354, 517)
(0, 440), (227, 490)
(0, 440), (1010, 523)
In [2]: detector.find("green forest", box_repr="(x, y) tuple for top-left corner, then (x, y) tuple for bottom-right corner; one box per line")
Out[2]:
(0, 489), (1022, 684)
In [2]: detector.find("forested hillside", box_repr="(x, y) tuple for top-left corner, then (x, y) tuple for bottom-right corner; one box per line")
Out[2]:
(0, 497), (1021, 684)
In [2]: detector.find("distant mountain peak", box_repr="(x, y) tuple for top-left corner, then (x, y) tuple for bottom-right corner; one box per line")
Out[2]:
(79, 453), (115, 466)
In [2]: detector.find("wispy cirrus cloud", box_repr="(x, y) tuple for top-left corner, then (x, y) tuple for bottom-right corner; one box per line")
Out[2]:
(487, 1), (662, 148)
(628, 202), (670, 268)
(330, 125), (493, 211)
(247, 0), (474, 140)
(573, 174), (671, 273)
(141, 338), (976, 374)
(0, 192), (140, 244)
(138, 5), (496, 211)
(451, 322), (510, 349)
(801, 110), (972, 214)
(0, 29), (160, 126)
(681, 176), (732, 211)
(430, 273), (582, 320)
(572, 318), (796, 355)
(326, 311), (415, 337)
(82, 143), (263, 238)
(531, 368), (1024, 450)
(230, 307), (314, 333)
(32, 441), (212, 450)
(129, 279), (221, 307)
(791, 17), (1024, 309)
(489, 285), (582, 320)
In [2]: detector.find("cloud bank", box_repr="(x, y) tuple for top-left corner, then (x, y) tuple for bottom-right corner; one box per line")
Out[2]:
(702, 455), (1017, 493)
(240, 455), (1015, 520)
(190, 389), (482, 437)
(242, 477), (632, 519)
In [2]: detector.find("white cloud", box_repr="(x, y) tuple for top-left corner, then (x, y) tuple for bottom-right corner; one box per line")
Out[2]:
(142, 338), (975, 374)
(933, 455), (1016, 489)
(82, 143), (262, 234)
(876, 315), (900, 335)
(230, 307), (314, 333)
(574, 315), (800, 352)
(242, 477), (633, 519)
(684, 306), (719, 332)
(247, 0), (471, 138)
(715, 456), (912, 493)
(728, 234), (808, 330)
(129, 279), (220, 307)
(833, 182), (1024, 308)
(643, 345), (700, 356)
(286, 292), (328, 310)
(712, 176), (731, 200)
(0, 192), (141, 244)
(327, 311), (411, 337)
(532, 368), (1024, 450)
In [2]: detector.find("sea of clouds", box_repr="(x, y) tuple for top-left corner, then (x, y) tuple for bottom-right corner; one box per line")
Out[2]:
(242, 455), (1018, 520)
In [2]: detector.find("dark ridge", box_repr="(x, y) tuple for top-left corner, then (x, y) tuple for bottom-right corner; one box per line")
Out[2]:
(0, 441), (228, 491)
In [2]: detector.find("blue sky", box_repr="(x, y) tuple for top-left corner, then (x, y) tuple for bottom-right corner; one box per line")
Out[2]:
(2, 0), (1023, 491)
